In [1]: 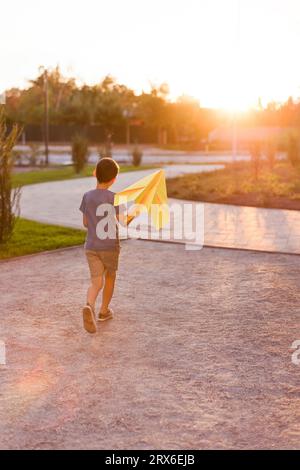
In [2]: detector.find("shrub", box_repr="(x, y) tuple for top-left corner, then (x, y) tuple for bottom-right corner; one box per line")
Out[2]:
(13, 150), (22, 166)
(249, 141), (261, 180)
(98, 145), (112, 160)
(72, 134), (89, 173)
(0, 110), (22, 244)
(98, 134), (113, 160)
(265, 139), (277, 171)
(28, 143), (41, 166)
(131, 145), (143, 167)
(287, 135), (300, 167)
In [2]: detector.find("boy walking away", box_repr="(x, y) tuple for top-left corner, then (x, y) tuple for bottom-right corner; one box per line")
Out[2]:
(80, 158), (121, 334)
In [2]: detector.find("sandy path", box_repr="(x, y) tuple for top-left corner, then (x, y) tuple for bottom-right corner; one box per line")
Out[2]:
(0, 241), (299, 449)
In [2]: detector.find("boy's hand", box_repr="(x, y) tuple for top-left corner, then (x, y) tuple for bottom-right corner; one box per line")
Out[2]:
(117, 205), (141, 226)
(117, 212), (134, 226)
(126, 214), (135, 226)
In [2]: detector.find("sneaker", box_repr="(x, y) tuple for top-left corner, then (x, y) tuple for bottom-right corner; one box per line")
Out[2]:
(98, 309), (113, 322)
(82, 304), (97, 334)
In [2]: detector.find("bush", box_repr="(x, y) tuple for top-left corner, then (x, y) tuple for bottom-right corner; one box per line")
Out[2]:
(265, 139), (277, 171)
(13, 150), (22, 166)
(98, 134), (113, 160)
(249, 141), (261, 180)
(98, 145), (112, 160)
(28, 143), (41, 166)
(131, 145), (143, 167)
(287, 135), (300, 167)
(0, 110), (22, 244)
(72, 134), (89, 173)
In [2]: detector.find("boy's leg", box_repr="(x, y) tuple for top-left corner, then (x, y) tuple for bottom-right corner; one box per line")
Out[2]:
(83, 251), (104, 333)
(85, 251), (105, 310)
(97, 251), (119, 320)
(87, 276), (103, 311)
(100, 271), (116, 315)
(83, 277), (102, 334)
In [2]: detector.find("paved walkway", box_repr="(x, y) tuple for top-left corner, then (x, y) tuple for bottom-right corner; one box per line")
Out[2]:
(1, 242), (299, 449)
(20, 168), (300, 255)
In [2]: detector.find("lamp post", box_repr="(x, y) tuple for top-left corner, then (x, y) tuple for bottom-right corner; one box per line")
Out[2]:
(232, 112), (237, 164)
(123, 109), (131, 146)
(123, 103), (137, 147)
(232, 0), (241, 165)
(43, 69), (49, 166)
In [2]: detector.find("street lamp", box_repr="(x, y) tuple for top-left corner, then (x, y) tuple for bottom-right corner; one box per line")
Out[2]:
(123, 108), (131, 146)
(123, 103), (138, 146)
(39, 66), (49, 166)
(232, 0), (241, 165)
(44, 69), (49, 166)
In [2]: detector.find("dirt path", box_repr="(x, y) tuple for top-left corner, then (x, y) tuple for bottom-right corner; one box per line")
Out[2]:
(0, 241), (299, 449)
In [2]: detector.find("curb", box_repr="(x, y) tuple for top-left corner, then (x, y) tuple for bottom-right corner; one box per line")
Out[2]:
(1, 236), (299, 264)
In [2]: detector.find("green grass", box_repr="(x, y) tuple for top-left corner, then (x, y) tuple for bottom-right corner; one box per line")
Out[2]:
(0, 218), (85, 260)
(12, 164), (156, 187)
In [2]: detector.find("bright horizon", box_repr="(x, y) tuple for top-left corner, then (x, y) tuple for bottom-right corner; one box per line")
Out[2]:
(1, 0), (300, 110)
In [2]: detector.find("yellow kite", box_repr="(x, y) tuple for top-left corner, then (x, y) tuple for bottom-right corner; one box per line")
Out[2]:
(114, 170), (169, 230)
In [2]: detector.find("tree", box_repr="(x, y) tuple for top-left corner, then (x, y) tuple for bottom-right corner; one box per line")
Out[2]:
(136, 89), (167, 144)
(0, 109), (22, 244)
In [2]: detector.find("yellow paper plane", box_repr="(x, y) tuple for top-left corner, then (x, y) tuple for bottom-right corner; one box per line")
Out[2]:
(114, 170), (169, 230)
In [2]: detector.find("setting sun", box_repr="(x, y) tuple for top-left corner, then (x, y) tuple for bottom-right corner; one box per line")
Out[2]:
(1, 0), (300, 110)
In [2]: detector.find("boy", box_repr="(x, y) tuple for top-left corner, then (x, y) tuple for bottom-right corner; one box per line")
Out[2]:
(79, 158), (121, 334)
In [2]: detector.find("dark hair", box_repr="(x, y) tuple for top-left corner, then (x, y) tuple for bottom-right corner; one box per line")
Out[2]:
(96, 158), (119, 183)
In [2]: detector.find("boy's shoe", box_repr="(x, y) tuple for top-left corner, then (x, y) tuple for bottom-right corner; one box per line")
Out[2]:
(98, 309), (113, 322)
(82, 304), (97, 334)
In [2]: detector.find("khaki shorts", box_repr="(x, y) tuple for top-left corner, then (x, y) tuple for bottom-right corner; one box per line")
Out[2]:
(85, 250), (119, 278)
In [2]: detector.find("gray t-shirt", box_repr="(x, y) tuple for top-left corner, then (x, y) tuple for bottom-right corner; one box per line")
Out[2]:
(79, 189), (120, 252)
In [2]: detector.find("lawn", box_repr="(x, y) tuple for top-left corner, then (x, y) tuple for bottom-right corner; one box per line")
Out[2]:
(12, 164), (155, 187)
(0, 218), (85, 260)
(167, 160), (300, 211)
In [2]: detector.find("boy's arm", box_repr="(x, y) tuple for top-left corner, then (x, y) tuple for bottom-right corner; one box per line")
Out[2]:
(79, 194), (88, 227)
(83, 214), (88, 228)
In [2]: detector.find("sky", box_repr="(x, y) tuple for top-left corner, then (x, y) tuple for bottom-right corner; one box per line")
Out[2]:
(1, 0), (300, 110)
